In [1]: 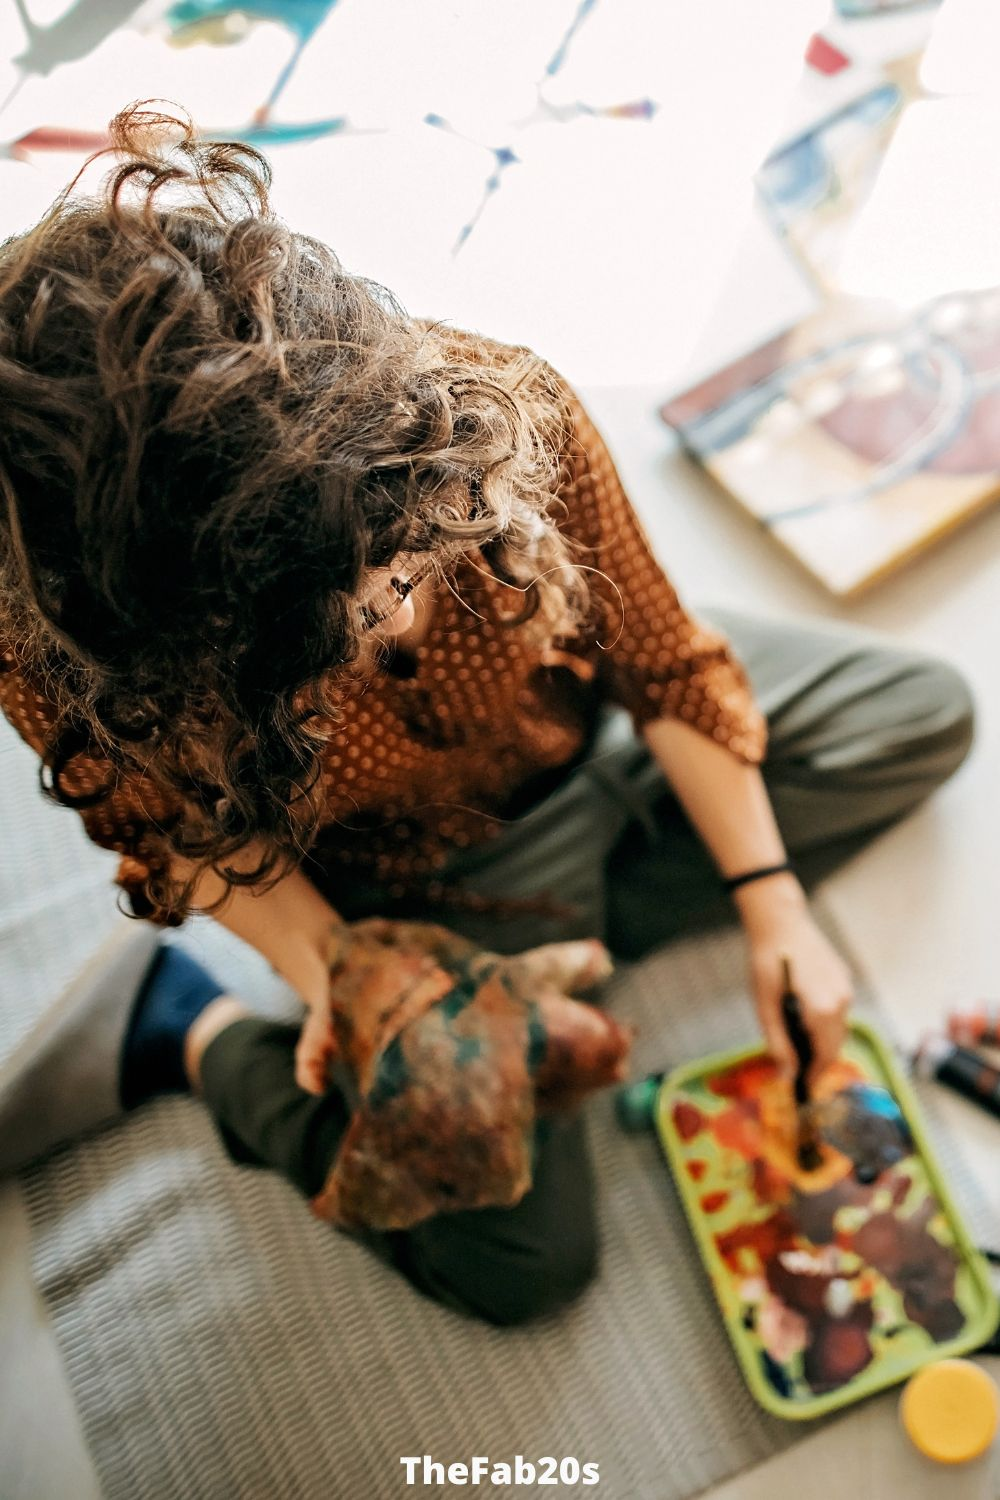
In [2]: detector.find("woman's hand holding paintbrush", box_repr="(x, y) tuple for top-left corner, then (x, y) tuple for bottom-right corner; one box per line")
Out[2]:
(640, 721), (854, 1083)
(734, 873), (853, 1087)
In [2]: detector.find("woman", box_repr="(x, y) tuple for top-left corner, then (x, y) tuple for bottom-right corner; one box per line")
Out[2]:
(0, 106), (973, 1322)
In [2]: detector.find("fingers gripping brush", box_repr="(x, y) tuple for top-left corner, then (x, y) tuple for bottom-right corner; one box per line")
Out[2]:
(780, 954), (823, 1172)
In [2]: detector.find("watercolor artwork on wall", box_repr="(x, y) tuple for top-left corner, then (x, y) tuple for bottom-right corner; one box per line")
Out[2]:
(2, 0), (657, 256)
(834, 0), (940, 17)
(755, 60), (922, 292)
(657, 1020), (997, 1420)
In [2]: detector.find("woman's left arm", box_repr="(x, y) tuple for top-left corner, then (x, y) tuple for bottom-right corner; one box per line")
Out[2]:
(644, 714), (852, 1080)
(545, 363), (852, 1077)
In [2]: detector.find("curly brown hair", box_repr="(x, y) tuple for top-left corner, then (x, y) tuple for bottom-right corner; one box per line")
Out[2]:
(0, 103), (585, 918)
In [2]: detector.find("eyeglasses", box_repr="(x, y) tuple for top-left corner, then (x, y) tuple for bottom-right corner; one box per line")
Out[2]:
(359, 556), (439, 632)
(359, 468), (486, 632)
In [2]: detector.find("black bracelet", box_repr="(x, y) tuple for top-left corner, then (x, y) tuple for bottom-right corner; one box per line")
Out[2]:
(723, 860), (794, 895)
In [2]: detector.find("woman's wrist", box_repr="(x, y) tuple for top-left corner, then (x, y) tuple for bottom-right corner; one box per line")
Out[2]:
(732, 869), (808, 933)
(278, 924), (337, 1010)
(722, 860), (794, 895)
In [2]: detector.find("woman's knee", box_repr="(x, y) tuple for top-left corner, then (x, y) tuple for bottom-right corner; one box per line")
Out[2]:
(814, 647), (975, 793)
(452, 1219), (600, 1327)
(891, 655), (975, 789)
(496, 1223), (600, 1326)
(400, 1120), (600, 1326)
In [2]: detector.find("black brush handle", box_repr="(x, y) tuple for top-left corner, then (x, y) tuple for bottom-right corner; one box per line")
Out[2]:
(780, 957), (822, 1171)
(780, 959), (813, 1107)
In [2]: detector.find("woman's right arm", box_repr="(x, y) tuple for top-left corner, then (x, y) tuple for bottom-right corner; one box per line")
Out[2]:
(182, 846), (341, 1094)
(1, 650), (342, 1092)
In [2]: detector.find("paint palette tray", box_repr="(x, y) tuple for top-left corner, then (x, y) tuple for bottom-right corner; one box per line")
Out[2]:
(656, 1019), (998, 1421)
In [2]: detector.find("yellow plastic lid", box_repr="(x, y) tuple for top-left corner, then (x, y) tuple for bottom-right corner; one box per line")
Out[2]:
(900, 1360), (999, 1464)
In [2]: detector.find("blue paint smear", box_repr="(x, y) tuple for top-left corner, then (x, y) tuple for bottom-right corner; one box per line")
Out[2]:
(761, 1351), (793, 1399)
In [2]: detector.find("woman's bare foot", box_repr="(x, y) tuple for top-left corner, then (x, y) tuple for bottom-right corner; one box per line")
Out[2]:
(183, 996), (251, 1092)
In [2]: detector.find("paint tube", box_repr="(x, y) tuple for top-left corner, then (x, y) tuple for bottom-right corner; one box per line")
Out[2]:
(913, 1037), (1000, 1121)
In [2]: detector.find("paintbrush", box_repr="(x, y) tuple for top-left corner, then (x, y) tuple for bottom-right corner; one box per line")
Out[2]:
(779, 954), (822, 1172)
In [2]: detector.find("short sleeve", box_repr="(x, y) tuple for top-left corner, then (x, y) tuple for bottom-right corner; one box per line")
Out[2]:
(0, 642), (183, 922)
(554, 379), (767, 764)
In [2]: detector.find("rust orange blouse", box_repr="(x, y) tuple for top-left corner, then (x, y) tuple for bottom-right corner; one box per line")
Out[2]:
(0, 359), (766, 920)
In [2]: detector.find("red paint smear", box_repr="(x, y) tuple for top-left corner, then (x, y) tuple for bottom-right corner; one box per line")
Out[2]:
(716, 1209), (797, 1272)
(673, 1100), (704, 1142)
(713, 1103), (761, 1159)
(687, 1159), (708, 1182)
(752, 1156), (787, 1204)
(708, 1057), (776, 1101)
(13, 128), (109, 154)
(805, 33), (850, 76)
(701, 1191), (729, 1214)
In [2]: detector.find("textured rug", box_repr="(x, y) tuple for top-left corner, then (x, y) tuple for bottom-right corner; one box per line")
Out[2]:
(19, 926), (807, 1500)
(1, 718), (991, 1500)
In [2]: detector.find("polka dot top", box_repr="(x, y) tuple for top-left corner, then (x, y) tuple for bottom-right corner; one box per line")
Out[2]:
(0, 354), (766, 922)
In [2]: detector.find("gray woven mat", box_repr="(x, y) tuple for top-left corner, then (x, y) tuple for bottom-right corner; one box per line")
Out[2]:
(20, 925), (804, 1500)
(2, 718), (992, 1500)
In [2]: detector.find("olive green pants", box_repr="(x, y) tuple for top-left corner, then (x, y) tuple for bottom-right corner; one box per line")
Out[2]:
(200, 610), (974, 1323)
